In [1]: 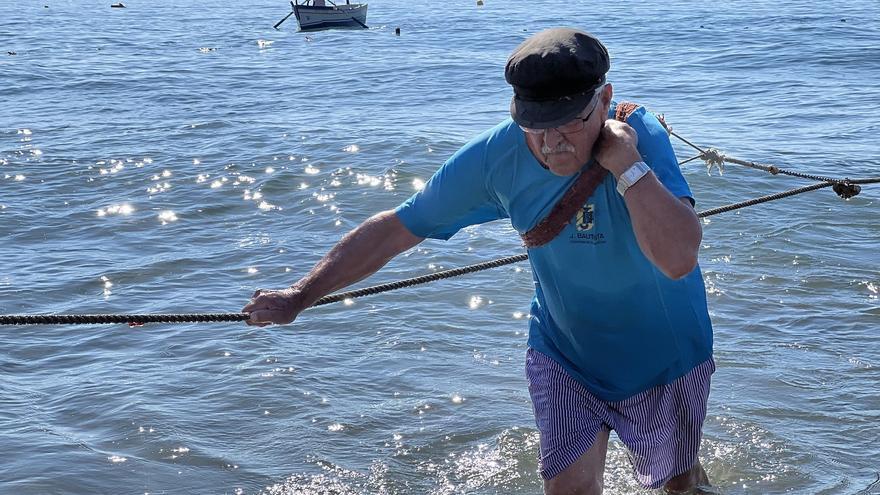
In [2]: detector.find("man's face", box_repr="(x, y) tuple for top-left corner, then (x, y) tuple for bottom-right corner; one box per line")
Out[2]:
(524, 85), (611, 176)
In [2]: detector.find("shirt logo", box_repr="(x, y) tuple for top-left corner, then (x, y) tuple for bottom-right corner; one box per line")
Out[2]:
(569, 203), (606, 244)
(575, 204), (595, 231)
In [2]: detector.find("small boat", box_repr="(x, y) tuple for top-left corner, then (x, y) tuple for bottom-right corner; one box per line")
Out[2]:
(291, 0), (368, 31)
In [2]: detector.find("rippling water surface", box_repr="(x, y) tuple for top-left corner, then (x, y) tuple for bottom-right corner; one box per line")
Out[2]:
(1, 1), (878, 493)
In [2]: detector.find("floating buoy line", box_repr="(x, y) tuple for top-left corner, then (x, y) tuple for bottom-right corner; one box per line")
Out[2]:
(2, 128), (878, 326)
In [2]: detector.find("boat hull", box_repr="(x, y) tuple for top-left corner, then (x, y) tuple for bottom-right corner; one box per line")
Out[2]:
(293, 4), (368, 31)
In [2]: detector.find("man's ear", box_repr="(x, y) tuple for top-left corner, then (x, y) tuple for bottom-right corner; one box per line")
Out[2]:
(600, 83), (614, 112)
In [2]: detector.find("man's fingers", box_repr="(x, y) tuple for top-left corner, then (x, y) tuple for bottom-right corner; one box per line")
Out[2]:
(246, 309), (270, 326)
(604, 120), (637, 142)
(243, 288), (297, 326)
(246, 308), (289, 326)
(242, 291), (274, 313)
(241, 299), (264, 313)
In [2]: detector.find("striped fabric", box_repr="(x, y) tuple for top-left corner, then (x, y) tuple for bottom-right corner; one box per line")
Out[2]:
(526, 349), (714, 488)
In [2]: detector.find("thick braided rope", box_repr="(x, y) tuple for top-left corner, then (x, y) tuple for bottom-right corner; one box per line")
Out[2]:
(696, 182), (833, 217)
(0, 255), (530, 325)
(0, 313), (249, 325)
(845, 177), (880, 185)
(312, 253), (529, 305)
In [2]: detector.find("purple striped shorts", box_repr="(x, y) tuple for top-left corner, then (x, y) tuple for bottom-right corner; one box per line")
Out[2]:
(526, 349), (714, 489)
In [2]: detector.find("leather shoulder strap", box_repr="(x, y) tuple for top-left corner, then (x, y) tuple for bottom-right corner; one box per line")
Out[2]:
(520, 166), (607, 248)
(614, 101), (641, 122)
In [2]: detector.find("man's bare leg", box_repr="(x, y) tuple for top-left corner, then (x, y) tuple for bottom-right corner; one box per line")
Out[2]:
(544, 429), (610, 495)
(664, 460), (710, 494)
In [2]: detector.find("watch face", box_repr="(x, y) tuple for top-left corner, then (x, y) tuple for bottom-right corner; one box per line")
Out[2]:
(618, 162), (649, 196)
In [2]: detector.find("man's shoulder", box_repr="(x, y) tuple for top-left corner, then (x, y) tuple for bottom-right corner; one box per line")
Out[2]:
(475, 118), (521, 148)
(451, 118), (524, 168)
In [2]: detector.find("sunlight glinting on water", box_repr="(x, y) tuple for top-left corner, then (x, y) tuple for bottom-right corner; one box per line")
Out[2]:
(467, 295), (485, 309)
(147, 181), (171, 194)
(100, 276), (113, 297)
(97, 203), (134, 217)
(158, 210), (178, 224)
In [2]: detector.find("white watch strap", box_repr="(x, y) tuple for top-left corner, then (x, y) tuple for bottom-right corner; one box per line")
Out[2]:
(616, 161), (651, 196)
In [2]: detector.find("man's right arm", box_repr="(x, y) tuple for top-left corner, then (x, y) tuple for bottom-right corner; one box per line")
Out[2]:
(243, 210), (424, 326)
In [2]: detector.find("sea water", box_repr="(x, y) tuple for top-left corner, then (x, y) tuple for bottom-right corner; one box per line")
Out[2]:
(1, 1), (878, 493)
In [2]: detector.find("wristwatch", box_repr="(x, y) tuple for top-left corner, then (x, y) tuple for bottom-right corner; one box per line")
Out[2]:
(616, 161), (651, 197)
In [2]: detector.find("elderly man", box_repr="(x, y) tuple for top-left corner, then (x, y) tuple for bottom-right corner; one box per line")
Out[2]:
(244, 27), (714, 495)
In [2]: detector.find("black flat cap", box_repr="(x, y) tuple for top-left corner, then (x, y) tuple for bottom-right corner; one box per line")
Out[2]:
(506, 27), (610, 129)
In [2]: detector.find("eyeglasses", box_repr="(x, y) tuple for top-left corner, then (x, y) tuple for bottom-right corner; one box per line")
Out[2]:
(519, 85), (604, 136)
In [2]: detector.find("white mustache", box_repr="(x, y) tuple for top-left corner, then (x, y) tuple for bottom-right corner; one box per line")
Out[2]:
(541, 143), (576, 155)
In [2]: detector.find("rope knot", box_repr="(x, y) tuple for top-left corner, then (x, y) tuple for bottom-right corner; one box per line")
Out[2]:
(701, 148), (725, 176)
(832, 181), (861, 199)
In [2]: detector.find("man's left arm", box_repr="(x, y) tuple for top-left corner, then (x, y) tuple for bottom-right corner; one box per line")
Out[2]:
(596, 119), (701, 280)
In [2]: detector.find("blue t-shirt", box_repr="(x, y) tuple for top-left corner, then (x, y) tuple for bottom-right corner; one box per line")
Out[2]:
(395, 106), (713, 401)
